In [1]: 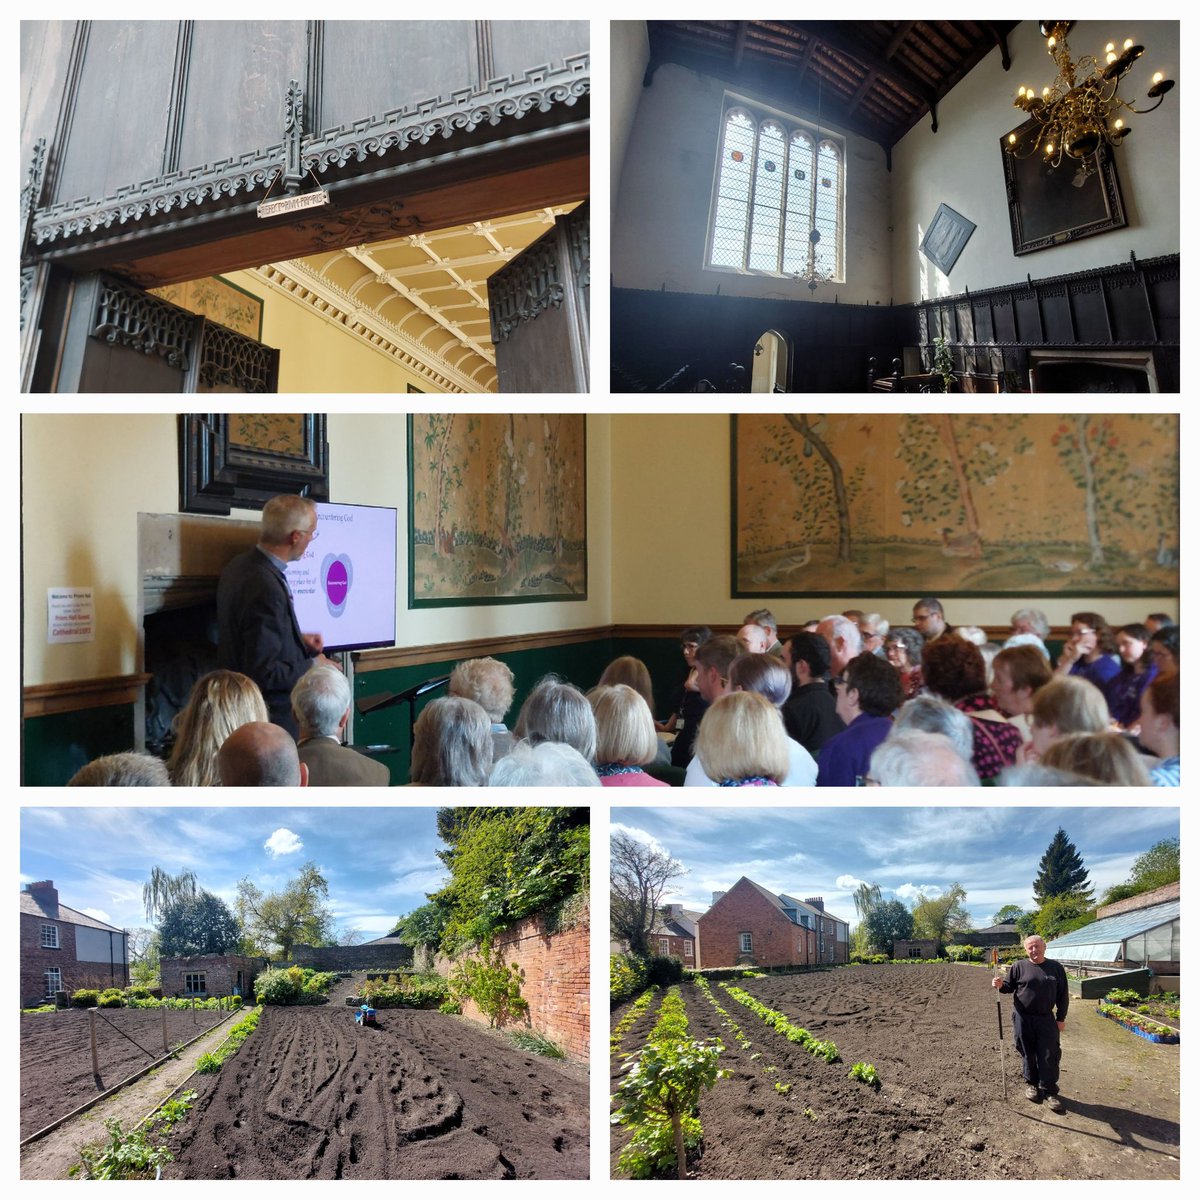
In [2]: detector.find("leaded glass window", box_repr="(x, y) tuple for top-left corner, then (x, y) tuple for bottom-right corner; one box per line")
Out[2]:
(708, 104), (844, 279)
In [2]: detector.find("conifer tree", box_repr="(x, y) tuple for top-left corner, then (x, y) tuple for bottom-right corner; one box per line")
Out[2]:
(1033, 828), (1092, 903)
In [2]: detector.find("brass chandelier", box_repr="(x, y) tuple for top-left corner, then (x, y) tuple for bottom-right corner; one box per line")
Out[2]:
(1005, 21), (1174, 170)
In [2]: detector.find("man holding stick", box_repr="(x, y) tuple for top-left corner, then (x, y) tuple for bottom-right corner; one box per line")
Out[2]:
(992, 934), (1069, 1112)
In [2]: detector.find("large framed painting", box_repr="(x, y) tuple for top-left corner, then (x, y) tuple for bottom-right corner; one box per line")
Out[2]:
(408, 414), (587, 607)
(1001, 123), (1126, 255)
(732, 414), (1178, 598)
(179, 414), (329, 514)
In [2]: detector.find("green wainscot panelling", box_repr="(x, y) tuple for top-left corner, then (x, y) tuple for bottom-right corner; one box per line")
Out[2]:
(353, 637), (618, 784)
(610, 635), (689, 723)
(23, 704), (138, 787)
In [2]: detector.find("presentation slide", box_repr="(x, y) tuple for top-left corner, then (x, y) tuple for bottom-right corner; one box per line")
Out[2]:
(287, 502), (398, 652)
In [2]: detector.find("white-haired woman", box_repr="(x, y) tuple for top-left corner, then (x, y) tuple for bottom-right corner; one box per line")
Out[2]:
(694, 691), (790, 787)
(587, 684), (669, 787)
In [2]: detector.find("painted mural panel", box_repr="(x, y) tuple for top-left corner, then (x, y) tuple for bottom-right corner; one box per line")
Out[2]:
(409, 414), (587, 606)
(733, 413), (1178, 597)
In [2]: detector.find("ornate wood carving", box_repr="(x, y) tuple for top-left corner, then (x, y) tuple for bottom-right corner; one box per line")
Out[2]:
(90, 275), (195, 368)
(21, 138), (46, 262)
(283, 79), (306, 190)
(196, 324), (279, 393)
(488, 234), (564, 341)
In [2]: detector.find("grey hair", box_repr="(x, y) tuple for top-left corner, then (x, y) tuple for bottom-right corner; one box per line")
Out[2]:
(291, 665), (351, 738)
(68, 752), (171, 787)
(995, 763), (1101, 787)
(448, 656), (515, 723)
(410, 697), (492, 786)
(1011, 607), (1051, 639)
(261, 494), (316, 543)
(488, 739), (601, 787)
(869, 732), (980, 787)
(884, 626), (924, 664)
(819, 614), (863, 656)
(861, 613), (889, 638)
(743, 608), (778, 636)
(513, 675), (597, 763)
(891, 695), (974, 761)
(728, 652), (792, 708)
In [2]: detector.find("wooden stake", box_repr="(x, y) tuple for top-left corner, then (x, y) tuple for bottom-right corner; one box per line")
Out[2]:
(88, 1008), (100, 1087)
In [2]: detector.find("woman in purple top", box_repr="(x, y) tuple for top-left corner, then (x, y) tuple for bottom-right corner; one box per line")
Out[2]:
(1056, 612), (1120, 692)
(695, 691), (788, 786)
(817, 653), (903, 786)
(587, 684), (669, 787)
(923, 637), (1023, 781)
(1105, 623), (1158, 729)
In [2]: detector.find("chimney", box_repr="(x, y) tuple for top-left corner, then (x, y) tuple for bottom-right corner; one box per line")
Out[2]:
(805, 896), (824, 912)
(26, 880), (58, 901)
(712, 891), (726, 905)
(663, 903), (683, 919)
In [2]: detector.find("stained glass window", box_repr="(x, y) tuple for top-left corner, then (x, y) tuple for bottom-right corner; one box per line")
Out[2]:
(707, 105), (844, 279)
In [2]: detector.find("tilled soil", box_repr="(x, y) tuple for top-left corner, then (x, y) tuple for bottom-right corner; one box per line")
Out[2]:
(611, 966), (1179, 1180)
(20, 1007), (230, 1139)
(164, 1005), (589, 1179)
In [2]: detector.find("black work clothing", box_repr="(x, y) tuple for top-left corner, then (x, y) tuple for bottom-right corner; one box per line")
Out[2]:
(999, 956), (1069, 1096)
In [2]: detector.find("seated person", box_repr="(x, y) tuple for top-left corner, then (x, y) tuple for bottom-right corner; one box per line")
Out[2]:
(488, 740), (600, 787)
(883, 627), (925, 700)
(587, 684), (669, 786)
(922, 637), (1022, 781)
(685, 653), (817, 787)
(817, 653), (902, 787)
(409, 696), (492, 786)
(1105, 624), (1158, 730)
(449, 657), (516, 761)
(69, 752), (171, 787)
(663, 626), (712, 765)
(694, 691), (790, 787)
(293, 665), (389, 786)
(598, 655), (670, 765)
(1025, 676), (1110, 763)
(990, 644), (1053, 740)
(513, 675), (597, 764)
(1054, 611), (1120, 691)
(1005, 607), (1050, 657)
(1139, 671), (1179, 786)
(1039, 732), (1152, 786)
(1149, 624), (1179, 674)
(890, 695), (974, 764)
(781, 631), (844, 756)
(218, 723), (306, 787)
(869, 731), (979, 787)
(168, 669), (268, 787)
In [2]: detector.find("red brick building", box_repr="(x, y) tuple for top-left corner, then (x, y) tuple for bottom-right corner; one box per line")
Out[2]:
(20, 880), (128, 1007)
(696, 877), (849, 969)
(649, 903), (702, 967)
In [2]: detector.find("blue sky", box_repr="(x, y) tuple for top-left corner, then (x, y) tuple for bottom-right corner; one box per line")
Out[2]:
(611, 807), (1180, 928)
(20, 807), (449, 940)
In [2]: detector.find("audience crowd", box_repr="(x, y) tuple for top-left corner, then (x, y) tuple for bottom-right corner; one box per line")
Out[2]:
(67, 599), (1178, 788)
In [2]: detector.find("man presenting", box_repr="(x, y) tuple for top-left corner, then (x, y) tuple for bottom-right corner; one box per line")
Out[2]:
(217, 494), (335, 737)
(992, 935), (1069, 1112)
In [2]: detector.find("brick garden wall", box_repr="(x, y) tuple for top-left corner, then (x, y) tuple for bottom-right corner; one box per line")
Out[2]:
(437, 899), (590, 1061)
(1096, 880), (1180, 920)
(287, 944), (414, 972)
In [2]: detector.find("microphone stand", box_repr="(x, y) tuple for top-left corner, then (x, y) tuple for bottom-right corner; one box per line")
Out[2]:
(356, 674), (451, 753)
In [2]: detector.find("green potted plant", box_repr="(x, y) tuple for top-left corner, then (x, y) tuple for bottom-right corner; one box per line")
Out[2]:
(932, 336), (955, 393)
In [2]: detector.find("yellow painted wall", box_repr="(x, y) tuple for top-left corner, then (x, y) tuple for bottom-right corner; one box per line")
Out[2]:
(608, 413), (1176, 631)
(21, 414), (611, 687)
(223, 271), (447, 394)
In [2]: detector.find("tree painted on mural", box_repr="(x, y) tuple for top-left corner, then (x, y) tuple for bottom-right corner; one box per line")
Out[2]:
(1051, 415), (1132, 567)
(893, 415), (1027, 554)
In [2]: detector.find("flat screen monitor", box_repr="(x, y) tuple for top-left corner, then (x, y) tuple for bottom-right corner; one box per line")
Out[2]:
(286, 502), (398, 653)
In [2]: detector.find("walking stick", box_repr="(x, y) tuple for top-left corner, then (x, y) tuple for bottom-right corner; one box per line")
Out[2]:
(993, 949), (1007, 1099)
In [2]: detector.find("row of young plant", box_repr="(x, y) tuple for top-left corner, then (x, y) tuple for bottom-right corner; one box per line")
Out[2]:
(58, 987), (241, 1011)
(1096, 989), (1180, 1041)
(611, 985), (660, 1056)
(1105, 988), (1180, 1022)
(611, 953), (686, 1006)
(361, 971), (453, 1010)
(693, 976), (799, 1101)
(612, 986), (727, 1180)
(72, 1005), (265, 1179)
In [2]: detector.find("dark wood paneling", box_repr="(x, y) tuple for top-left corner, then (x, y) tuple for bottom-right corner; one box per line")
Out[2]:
(320, 22), (473, 130)
(55, 22), (177, 204)
(489, 21), (590, 79)
(178, 21), (307, 170)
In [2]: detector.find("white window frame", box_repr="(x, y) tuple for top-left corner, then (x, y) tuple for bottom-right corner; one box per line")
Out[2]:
(705, 96), (846, 282)
(40, 923), (60, 949)
(683, 939), (694, 959)
(183, 972), (207, 996)
(658, 937), (671, 956)
(44, 968), (62, 998)
(739, 932), (753, 954)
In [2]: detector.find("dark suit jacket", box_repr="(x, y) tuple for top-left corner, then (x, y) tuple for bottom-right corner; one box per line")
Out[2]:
(781, 681), (845, 758)
(217, 547), (313, 736)
(298, 738), (391, 787)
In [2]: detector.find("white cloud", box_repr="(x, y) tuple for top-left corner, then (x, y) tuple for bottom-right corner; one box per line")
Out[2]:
(264, 828), (303, 857)
(610, 823), (671, 857)
(894, 882), (942, 902)
(82, 908), (112, 924)
(836, 874), (868, 889)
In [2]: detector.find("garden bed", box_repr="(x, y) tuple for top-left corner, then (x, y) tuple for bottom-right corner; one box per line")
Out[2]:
(163, 1005), (588, 1178)
(19, 1006), (230, 1139)
(1096, 1005), (1180, 1044)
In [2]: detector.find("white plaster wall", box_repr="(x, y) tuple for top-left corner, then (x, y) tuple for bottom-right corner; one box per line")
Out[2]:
(613, 62), (892, 303)
(76, 925), (126, 964)
(21, 414), (612, 687)
(610, 21), (650, 224)
(891, 20), (1180, 302)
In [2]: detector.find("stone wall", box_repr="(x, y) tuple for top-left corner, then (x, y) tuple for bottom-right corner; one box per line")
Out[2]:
(439, 899), (589, 1061)
(160, 954), (265, 998)
(286, 944), (414, 972)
